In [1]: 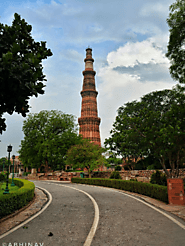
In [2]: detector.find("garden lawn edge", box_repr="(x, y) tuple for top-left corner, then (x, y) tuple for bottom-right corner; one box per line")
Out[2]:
(71, 178), (168, 203)
(0, 178), (35, 219)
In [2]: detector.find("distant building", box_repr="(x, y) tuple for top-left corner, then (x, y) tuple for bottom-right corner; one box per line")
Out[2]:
(9, 156), (29, 175)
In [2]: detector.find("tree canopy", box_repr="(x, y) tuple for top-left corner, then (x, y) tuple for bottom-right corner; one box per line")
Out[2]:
(0, 157), (8, 167)
(19, 110), (82, 171)
(66, 139), (107, 178)
(0, 13), (52, 133)
(105, 85), (185, 178)
(166, 0), (185, 84)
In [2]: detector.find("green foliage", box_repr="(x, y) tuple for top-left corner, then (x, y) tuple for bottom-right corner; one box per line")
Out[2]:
(0, 13), (52, 133)
(71, 178), (168, 203)
(107, 156), (122, 165)
(66, 139), (107, 178)
(115, 165), (122, 171)
(130, 178), (138, 182)
(110, 171), (122, 179)
(0, 171), (7, 176)
(65, 169), (74, 172)
(0, 178), (35, 219)
(23, 172), (31, 176)
(0, 173), (6, 182)
(166, 0), (185, 84)
(19, 110), (82, 171)
(134, 155), (162, 170)
(0, 157), (8, 166)
(150, 170), (167, 186)
(105, 85), (185, 178)
(147, 165), (157, 170)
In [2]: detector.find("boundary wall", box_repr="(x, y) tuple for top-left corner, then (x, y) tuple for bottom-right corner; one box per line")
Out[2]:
(27, 169), (185, 183)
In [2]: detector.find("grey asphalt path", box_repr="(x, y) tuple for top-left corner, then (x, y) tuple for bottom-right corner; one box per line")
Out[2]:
(1, 181), (185, 246)
(70, 184), (185, 246)
(0, 181), (94, 246)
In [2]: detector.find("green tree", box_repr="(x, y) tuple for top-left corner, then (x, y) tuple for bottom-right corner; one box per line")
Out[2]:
(109, 171), (122, 179)
(106, 154), (122, 169)
(166, 0), (185, 84)
(150, 170), (167, 186)
(66, 139), (107, 178)
(107, 157), (122, 165)
(135, 155), (162, 170)
(105, 85), (185, 178)
(115, 165), (122, 171)
(0, 157), (8, 167)
(0, 13), (52, 133)
(19, 110), (82, 171)
(105, 100), (149, 169)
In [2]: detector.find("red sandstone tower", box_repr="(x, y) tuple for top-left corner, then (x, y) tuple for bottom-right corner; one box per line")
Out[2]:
(78, 48), (101, 146)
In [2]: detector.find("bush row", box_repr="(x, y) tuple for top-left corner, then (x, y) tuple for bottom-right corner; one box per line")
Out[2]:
(71, 178), (168, 203)
(0, 178), (35, 219)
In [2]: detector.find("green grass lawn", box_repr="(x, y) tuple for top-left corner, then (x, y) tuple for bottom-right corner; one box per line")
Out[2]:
(0, 182), (19, 197)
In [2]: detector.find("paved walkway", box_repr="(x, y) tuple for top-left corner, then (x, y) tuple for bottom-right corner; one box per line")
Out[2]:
(122, 189), (185, 222)
(0, 180), (185, 240)
(41, 180), (185, 222)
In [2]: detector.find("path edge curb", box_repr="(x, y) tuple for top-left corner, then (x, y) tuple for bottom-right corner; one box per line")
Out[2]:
(74, 183), (185, 230)
(0, 186), (52, 239)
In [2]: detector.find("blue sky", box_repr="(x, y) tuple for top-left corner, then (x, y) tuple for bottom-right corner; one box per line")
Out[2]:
(0, 0), (177, 158)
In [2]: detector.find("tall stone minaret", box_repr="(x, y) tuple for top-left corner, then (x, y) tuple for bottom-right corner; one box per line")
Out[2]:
(78, 48), (101, 146)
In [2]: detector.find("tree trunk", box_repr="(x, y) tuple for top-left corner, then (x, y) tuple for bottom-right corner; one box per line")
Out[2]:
(170, 157), (177, 178)
(44, 160), (49, 173)
(88, 170), (91, 178)
(159, 157), (171, 178)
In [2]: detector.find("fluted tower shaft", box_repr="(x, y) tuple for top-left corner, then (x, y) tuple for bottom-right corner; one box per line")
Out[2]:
(78, 48), (101, 146)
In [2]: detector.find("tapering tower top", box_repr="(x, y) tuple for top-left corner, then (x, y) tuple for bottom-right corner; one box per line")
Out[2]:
(83, 48), (95, 74)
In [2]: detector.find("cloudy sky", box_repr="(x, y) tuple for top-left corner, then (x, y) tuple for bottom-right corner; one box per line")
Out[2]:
(0, 0), (177, 158)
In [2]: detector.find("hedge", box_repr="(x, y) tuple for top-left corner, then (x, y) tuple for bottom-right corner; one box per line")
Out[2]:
(0, 178), (35, 219)
(71, 178), (168, 203)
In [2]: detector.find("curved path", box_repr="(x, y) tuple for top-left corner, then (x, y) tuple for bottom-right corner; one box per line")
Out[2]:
(0, 181), (185, 246)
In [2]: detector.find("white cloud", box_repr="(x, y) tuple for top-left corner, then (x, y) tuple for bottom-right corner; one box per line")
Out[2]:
(97, 39), (176, 145)
(106, 40), (169, 68)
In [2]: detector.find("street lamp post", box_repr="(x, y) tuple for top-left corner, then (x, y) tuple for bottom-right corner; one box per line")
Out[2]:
(11, 155), (15, 186)
(3, 145), (12, 194)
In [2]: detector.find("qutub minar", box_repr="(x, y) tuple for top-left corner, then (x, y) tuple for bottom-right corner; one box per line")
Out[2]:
(78, 48), (101, 146)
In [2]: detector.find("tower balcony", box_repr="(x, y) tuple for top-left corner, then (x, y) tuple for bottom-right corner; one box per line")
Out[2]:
(78, 116), (101, 125)
(80, 90), (98, 97)
(82, 70), (96, 76)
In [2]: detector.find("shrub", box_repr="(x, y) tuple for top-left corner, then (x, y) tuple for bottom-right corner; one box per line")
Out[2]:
(71, 177), (168, 203)
(147, 164), (156, 170)
(0, 178), (35, 219)
(130, 178), (138, 181)
(115, 165), (122, 171)
(150, 170), (167, 186)
(65, 169), (75, 172)
(0, 173), (6, 191)
(110, 171), (121, 179)
(0, 173), (6, 182)
(23, 172), (31, 176)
